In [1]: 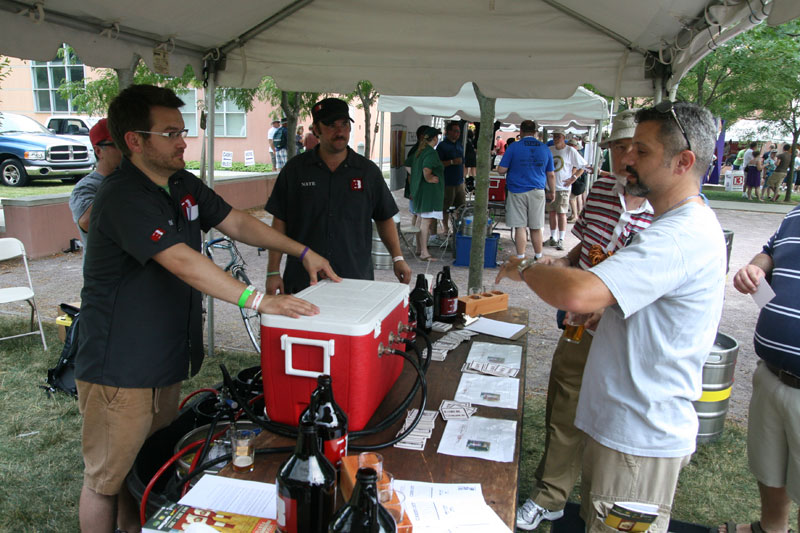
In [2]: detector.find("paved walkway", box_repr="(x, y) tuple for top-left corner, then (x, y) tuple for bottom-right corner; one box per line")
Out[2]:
(709, 199), (796, 214)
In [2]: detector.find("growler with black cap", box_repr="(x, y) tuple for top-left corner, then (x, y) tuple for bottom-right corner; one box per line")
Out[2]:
(276, 419), (336, 533)
(328, 467), (397, 532)
(409, 274), (434, 333)
(433, 265), (458, 323)
(301, 374), (348, 468)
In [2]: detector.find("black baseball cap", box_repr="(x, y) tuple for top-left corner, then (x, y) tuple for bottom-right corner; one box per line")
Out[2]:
(312, 98), (354, 125)
(424, 126), (441, 138)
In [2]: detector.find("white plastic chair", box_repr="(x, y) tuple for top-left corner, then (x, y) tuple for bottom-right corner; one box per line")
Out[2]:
(0, 238), (47, 350)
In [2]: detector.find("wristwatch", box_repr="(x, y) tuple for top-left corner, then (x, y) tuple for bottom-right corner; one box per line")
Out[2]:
(517, 258), (536, 275)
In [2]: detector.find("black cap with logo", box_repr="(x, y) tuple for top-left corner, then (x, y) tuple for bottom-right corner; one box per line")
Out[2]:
(311, 98), (354, 125)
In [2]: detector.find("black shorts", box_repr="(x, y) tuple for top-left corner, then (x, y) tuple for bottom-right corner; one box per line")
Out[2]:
(571, 176), (587, 196)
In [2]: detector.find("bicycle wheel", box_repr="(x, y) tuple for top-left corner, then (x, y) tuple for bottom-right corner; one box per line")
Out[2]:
(233, 268), (261, 353)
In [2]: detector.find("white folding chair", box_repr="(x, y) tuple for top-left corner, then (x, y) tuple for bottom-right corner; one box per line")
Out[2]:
(0, 238), (47, 350)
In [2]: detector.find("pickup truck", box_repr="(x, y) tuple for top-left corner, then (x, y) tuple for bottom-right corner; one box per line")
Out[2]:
(0, 112), (95, 187)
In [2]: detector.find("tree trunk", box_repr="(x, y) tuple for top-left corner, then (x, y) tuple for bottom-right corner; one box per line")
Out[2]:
(363, 103), (372, 158)
(784, 132), (799, 202)
(468, 83), (495, 293)
(281, 91), (300, 160)
(115, 53), (140, 90)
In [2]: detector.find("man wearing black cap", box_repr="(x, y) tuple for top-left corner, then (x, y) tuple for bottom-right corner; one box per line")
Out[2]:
(266, 97), (412, 294)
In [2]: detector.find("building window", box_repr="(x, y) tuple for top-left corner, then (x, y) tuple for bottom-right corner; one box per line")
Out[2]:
(214, 93), (246, 137)
(177, 89), (198, 137)
(31, 45), (85, 113)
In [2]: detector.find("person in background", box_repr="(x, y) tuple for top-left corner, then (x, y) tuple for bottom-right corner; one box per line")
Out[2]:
(464, 127), (477, 190)
(744, 150), (763, 201)
(501, 102), (725, 533)
(763, 143), (792, 202)
(406, 127), (444, 261)
(436, 121), (466, 239)
(303, 125), (319, 151)
(265, 97), (411, 294)
(496, 119), (555, 261)
(272, 117), (289, 171)
(69, 118), (122, 246)
(546, 130), (585, 250)
(295, 125), (304, 153)
(267, 118), (280, 170)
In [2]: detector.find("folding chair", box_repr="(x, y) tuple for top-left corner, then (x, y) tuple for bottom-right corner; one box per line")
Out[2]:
(0, 238), (47, 350)
(395, 214), (420, 259)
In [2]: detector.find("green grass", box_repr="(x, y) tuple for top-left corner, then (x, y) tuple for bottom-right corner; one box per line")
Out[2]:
(703, 188), (800, 204)
(0, 180), (76, 199)
(184, 160), (274, 173)
(0, 317), (259, 532)
(0, 315), (785, 531)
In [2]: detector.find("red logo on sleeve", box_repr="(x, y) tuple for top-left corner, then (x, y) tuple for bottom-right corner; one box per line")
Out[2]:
(350, 178), (363, 191)
(150, 228), (165, 242)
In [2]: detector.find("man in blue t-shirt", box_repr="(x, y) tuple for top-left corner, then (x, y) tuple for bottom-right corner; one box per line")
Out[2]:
(436, 121), (465, 236)
(733, 206), (800, 533)
(497, 120), (555, 260)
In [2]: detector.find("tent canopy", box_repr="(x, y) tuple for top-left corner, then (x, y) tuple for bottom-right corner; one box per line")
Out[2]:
(1, 0), (798, 99)
(379, 84), (609, 125)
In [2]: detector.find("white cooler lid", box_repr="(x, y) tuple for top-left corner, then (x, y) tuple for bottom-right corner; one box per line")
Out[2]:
(260, 278), (410, 336)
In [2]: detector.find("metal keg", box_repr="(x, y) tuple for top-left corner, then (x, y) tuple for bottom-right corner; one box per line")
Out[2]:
(693, 332), (739, 444)
(371, 221), (392, 270)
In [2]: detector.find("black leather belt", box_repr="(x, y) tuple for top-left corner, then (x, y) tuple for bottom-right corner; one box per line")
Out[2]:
(765, 362), (800, 389)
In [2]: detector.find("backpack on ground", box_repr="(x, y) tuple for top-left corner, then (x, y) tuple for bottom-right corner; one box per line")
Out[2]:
(44, 303), (80, 398)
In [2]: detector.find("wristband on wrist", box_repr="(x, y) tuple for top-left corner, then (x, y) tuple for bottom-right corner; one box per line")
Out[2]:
(392, 256), (404, 263)
(266, 271), (281, 277)
(238, 285), (256, 308)
(250, 291), (265, 311)
(299, 246), (309, 260)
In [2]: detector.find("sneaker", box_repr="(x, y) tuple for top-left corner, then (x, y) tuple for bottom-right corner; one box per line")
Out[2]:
(516, 499), (564, 531)
(556, 239), (564, 250)
(545, 237), (557, 247)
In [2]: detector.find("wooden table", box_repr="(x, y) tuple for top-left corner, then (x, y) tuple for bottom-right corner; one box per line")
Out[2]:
(223, 307), (529, 529)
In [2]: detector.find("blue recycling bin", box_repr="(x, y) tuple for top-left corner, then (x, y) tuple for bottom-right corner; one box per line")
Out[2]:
(454, 232), (499, 268)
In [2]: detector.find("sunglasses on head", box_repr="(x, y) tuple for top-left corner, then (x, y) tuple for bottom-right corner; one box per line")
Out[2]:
(653, 101), (692, 153)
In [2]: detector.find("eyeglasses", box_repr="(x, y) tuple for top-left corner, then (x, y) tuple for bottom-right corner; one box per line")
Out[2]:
(134, 129), (189, 140)
(653, 101), (691, 153)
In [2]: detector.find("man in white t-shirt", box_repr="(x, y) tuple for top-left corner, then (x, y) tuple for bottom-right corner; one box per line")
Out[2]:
(497, 102), (726, 532)
(546, 130), (586, 250)
(267, 118), (280, 170)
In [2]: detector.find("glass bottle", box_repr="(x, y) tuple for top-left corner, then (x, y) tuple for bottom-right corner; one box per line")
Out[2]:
(276, 420), (336, 533)
(301, 374), (348, 468)
(433, 266), (459, 323)
(328, 467), (397, 532)
(409, 274), (434, 333)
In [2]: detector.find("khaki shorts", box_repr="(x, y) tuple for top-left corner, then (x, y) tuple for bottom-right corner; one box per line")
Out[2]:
(766, 171), (787, 189)
(443, 183), (466, 216)
(77, 379), (181, 495)
(545, 190), (571, 214)
(748, 361), (800, 502)
(580, 437), (691, 532)
(506, 189), (546, 229)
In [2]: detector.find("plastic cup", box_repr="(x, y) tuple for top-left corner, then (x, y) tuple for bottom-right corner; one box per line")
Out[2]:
(377, 471), (394, 503)
(384, 491), (406, 523)
(563, 312), (590, 344)
(358, 452), (383, 479)
(231, 429), (255, 473)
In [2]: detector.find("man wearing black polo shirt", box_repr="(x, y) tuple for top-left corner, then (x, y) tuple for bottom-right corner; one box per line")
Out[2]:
(265, 97), (412, 295)
(75, 85), (338, 533)
(436, 121), (465, 237)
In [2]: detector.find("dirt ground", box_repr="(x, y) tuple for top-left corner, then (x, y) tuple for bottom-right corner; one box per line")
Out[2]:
(0, 195), (790, 425)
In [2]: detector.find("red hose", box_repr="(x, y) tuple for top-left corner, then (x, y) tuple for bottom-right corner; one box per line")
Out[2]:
(140, 440), (201, 525)
(178, 388), (218, 410)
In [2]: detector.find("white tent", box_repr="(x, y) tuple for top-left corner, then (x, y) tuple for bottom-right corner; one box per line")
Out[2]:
(379, 85), (609, 125)
(726, 119), (794, 143)
(1, 0), (798, 100)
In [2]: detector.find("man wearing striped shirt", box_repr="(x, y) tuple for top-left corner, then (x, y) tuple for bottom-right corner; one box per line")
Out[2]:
(732, 206), (800, 533)
(516, 109), (654, 530)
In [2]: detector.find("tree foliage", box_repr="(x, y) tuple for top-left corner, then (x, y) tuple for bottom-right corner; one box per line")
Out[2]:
(0, 56), (11, 103)
(345, 80), (379, 158)
(253, 77), (321, 159)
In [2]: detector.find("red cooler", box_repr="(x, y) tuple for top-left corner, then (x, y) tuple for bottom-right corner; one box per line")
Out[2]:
(489, 174), (506, 201)
(261, 279), (410, 431)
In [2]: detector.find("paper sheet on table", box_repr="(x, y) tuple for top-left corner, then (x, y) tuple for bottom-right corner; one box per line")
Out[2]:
(393, 480), (511, 533)
(752, 280), (776, 308)
(437, 416), (517, 462)
(454, 373), (519, 409)
(466, 341), (522, 369)
(179, 474), (277, 519)
(464, 317), (526, 339)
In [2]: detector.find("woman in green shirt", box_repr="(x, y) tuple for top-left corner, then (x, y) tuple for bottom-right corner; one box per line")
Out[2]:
(406, 126), (444, 260)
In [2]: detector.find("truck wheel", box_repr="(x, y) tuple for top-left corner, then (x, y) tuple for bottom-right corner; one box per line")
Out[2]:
(0, 159), (30, 187)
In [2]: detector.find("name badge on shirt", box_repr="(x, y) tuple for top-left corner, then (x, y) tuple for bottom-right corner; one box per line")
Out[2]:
(351, 178), (363, 191)
(180, 194), (199, 221)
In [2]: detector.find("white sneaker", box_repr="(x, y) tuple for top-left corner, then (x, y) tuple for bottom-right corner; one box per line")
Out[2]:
(516, 499), (564, 530)
(545, 237), (557, 247)
(556, 239), (564, 251)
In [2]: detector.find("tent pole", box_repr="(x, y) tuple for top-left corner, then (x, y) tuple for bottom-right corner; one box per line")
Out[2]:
(379, 111), (385, 170)
(654, 77), (663, 104)
(205, 63), (217, 356)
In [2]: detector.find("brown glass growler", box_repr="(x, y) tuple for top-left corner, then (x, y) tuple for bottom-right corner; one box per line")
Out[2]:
(409, 274), (434, 333)
(328, 467), (397, 532)
(276, 419), (336, 533)
(433, 266), (459, 323)
(301, 374), (348, 468)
